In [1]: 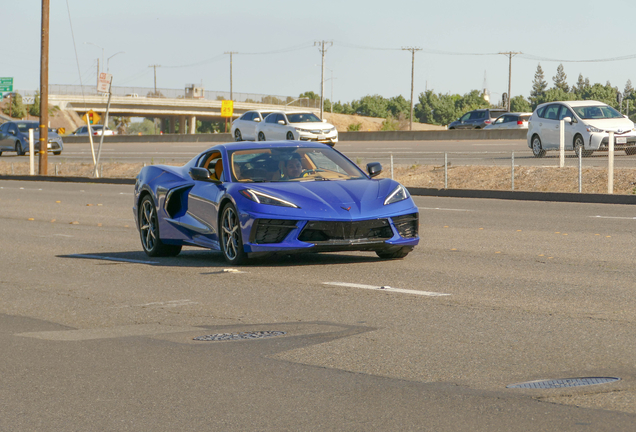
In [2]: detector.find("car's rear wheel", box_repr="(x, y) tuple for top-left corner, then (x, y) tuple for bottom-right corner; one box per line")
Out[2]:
(220, 203), (248, 265)
(258, 132), (265, 141)
(376, 247), (412, 260)
(15, 141), (25, 156)
(53, 151), (61, 156)
(139, 195), (182, 257)
(573, 135), (592, 158)
(234, 129), (242, 141)
(531, 135), (545, 158)
(286, 131), (295, 140)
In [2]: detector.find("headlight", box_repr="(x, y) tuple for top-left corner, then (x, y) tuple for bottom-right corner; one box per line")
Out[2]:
(239, 189), (300, 208)
(384, 184), (408, 205)
(296, 128), (308, 133)
(587, 126), (604, 133)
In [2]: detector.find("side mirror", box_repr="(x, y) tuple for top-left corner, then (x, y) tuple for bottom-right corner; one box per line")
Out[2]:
(278, 120), (286, 125)
(322, 119), (327, 123)
(9, 130), (16, 136)
(366, 162), (382, 178)
(189, 167), (214, 182)
(254, 117), (261, 122)
(563, 117), (572, 123)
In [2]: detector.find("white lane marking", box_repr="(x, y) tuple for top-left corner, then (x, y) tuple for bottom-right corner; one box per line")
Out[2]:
(323, 282), (450, 297)
(591, 215), (636, 220)
(70, 254), (158, 264)
(418, 207), (474, 212)
(112, 300), (198, 309)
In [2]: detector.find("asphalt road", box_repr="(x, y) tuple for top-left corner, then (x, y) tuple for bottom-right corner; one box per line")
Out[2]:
(13, 138), (636, 168)
(1, 180), (635, 430)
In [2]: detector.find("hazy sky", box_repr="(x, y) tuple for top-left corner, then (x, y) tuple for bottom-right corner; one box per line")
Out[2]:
(4, 0), (636, 104)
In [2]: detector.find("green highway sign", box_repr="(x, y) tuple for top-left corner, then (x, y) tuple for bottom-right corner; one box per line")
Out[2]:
(0, 77), (13, 84)
(0, 85), (13, 92)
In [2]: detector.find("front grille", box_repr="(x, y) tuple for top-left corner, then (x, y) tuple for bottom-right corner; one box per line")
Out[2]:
(298, 219), (392, 243)
(250, 219), (297, 244)
(393, 213), (418, 238)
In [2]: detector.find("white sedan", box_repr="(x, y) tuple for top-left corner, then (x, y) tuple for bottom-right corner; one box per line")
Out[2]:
(527, 100), (636, 157)
(484, 112), (531, 129)
(72, 125), (116, 136)
(230, 109), (274, 141)
(255, 111), (338, 145)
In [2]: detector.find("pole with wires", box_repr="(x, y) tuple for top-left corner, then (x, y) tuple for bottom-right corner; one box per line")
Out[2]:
(148, 64), (161, 96)
(402, 47), (422, 131)
(39, 0), (50, 175)
(314, 41), (332, 120)
(498, 52), (521, 112)
(224, 52), (238, 100)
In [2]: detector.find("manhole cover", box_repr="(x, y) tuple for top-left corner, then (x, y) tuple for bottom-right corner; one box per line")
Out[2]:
(193, 331), (286, 342)
(507, 377), (620, 389)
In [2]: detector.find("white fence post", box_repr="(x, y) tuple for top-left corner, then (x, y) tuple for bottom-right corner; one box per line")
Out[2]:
(511, 151), (515, 191)
(608, 131), (614, 194)
(559, 119), (565, 168)
(29, 129), (35, 175)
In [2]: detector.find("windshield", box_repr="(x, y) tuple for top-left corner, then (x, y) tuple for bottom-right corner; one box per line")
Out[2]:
(229, 146), (366, 183)
(286, 113), (321, 123)
(572, 105), (623, 120)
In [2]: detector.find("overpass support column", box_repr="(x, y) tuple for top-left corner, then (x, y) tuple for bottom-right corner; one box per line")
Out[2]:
(179, 116), (186, 134)
(189, 116), (196, 134)
(169, 117), (176, 134)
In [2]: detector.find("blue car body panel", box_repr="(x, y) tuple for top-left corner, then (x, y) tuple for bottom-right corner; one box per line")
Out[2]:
(133, 141), (419, 259)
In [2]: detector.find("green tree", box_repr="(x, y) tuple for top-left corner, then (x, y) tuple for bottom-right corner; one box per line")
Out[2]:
(352, 94), (389, 118)
(414, 90), (461, 126)
(128, 119), (156, 135)
(510, 95), (532, 112)
(552, 64), (569, 92)
(29, 91), (41, 116)
(197, 120), (222, 133)
(578, 82), (619, 109)
(386, 95), (411, 119)
(529, 63), (548, 108)
(533, 88), (576, 106)
(298, 91), (319, 100)
(572, 74), (591, 97)
(2, 92), (27, 118)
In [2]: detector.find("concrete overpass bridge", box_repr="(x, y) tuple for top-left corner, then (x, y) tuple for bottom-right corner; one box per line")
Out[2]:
(47, 85), (321, 134)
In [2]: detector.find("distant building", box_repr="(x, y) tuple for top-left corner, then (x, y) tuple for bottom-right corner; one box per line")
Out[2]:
(185, 84), (205, 99)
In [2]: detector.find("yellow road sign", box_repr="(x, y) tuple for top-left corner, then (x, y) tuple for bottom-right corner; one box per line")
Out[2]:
(83, 109), (101, 125)
(221, 100), (234, 118)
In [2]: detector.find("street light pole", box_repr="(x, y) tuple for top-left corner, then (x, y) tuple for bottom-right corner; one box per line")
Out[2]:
(224, 51), (238, 101)
(39, 0), (49, 175)
(148, 64), (161, 96)
(107, 51), (125, 73)
(402, 47), (422, 131)
(314, 41), (333, 120)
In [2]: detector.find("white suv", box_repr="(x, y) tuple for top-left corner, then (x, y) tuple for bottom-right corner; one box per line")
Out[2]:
(527, 100), (636, 157)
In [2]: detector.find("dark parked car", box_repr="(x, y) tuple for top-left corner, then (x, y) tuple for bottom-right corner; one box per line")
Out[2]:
(447, 109), (508, 129)
(0, 120), (63, 156)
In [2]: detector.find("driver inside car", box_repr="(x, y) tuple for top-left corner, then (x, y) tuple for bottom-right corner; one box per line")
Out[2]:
(282, 155), (304, 180)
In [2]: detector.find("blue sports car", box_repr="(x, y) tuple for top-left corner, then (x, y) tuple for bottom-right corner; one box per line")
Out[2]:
(133, 141), (419, 264)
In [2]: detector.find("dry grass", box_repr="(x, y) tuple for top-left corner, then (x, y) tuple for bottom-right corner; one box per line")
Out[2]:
(2, 160), (635, 195)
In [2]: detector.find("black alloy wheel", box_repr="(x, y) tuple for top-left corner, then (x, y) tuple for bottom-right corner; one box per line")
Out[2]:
(138, 195), (182, 257)
(258, 132), (266, 141)
(286, 131), (295, 140)
(220, 203), (248, 265)
(15, 141), (25, 156)
(234, 129), (242, 141)
(573, 135), (592, 158)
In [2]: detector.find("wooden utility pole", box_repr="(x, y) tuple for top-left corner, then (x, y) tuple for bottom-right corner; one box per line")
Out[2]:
(314, 41), (333, 120)
(148, 64), (161, 96)
(39, 0), (49, 175)
(224, 52), (238, 100)
(499, 51), (522, 112)
(402, 47), (422, 131)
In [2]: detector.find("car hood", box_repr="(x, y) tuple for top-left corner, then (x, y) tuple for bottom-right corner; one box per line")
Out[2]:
(583, 118), (635, 132)
(243, 178), (412, 220)
(290, 121), (334, 129)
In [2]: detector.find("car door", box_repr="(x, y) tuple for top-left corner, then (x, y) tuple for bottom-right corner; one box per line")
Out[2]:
(456, 112), (471, 129)
(539, 104), (561, 149)
(490, 115), (506, 129)
(557, 106), (576, 150)
(469, 111), (487, 128)
(182, 151), (226, 248)
(242, 112), (258, 140)
(0, 123), (12, 151)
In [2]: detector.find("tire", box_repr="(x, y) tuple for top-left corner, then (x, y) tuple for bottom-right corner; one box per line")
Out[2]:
(220, 203), (248, 265)
(0, 152), (3, 156)
(376, 247), (412, 260)
(286, 131), (295, 140)
(53, 151), (61, 156)
(138, 195), (182, 257)
(531, 135), (545, 158)
(625, 147), (636, 156)
(573, 135), (592, 158)
(258, 132), (265, 142)
(234, 129), (242, 142)
(15, 141), (25, 156)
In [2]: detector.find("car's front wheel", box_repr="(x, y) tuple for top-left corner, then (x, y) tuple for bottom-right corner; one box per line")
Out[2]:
(531, 135), (545, 158)
(220, 203), (248, 265)
(15, 141), (25, 156)
(258, 132), (266, 141)
(53, 151), (61, 156)
(286, 131), (295, 140)
(138, 195), (182, 257)
(376, 247), (412, 260)
(573, 135), (592, 158)
(234, 129), (242, 141)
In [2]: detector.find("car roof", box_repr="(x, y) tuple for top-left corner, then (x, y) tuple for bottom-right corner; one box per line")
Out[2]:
(538, 100), (605, 108)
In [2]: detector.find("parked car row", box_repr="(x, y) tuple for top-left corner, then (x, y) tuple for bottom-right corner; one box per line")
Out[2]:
(0, 120), (63, 156)
(231, 110), (338, 146)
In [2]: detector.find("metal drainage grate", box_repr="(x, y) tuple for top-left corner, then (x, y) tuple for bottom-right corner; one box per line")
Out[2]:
(193, 331), (286, 342)
(507, 377), (620, 389)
